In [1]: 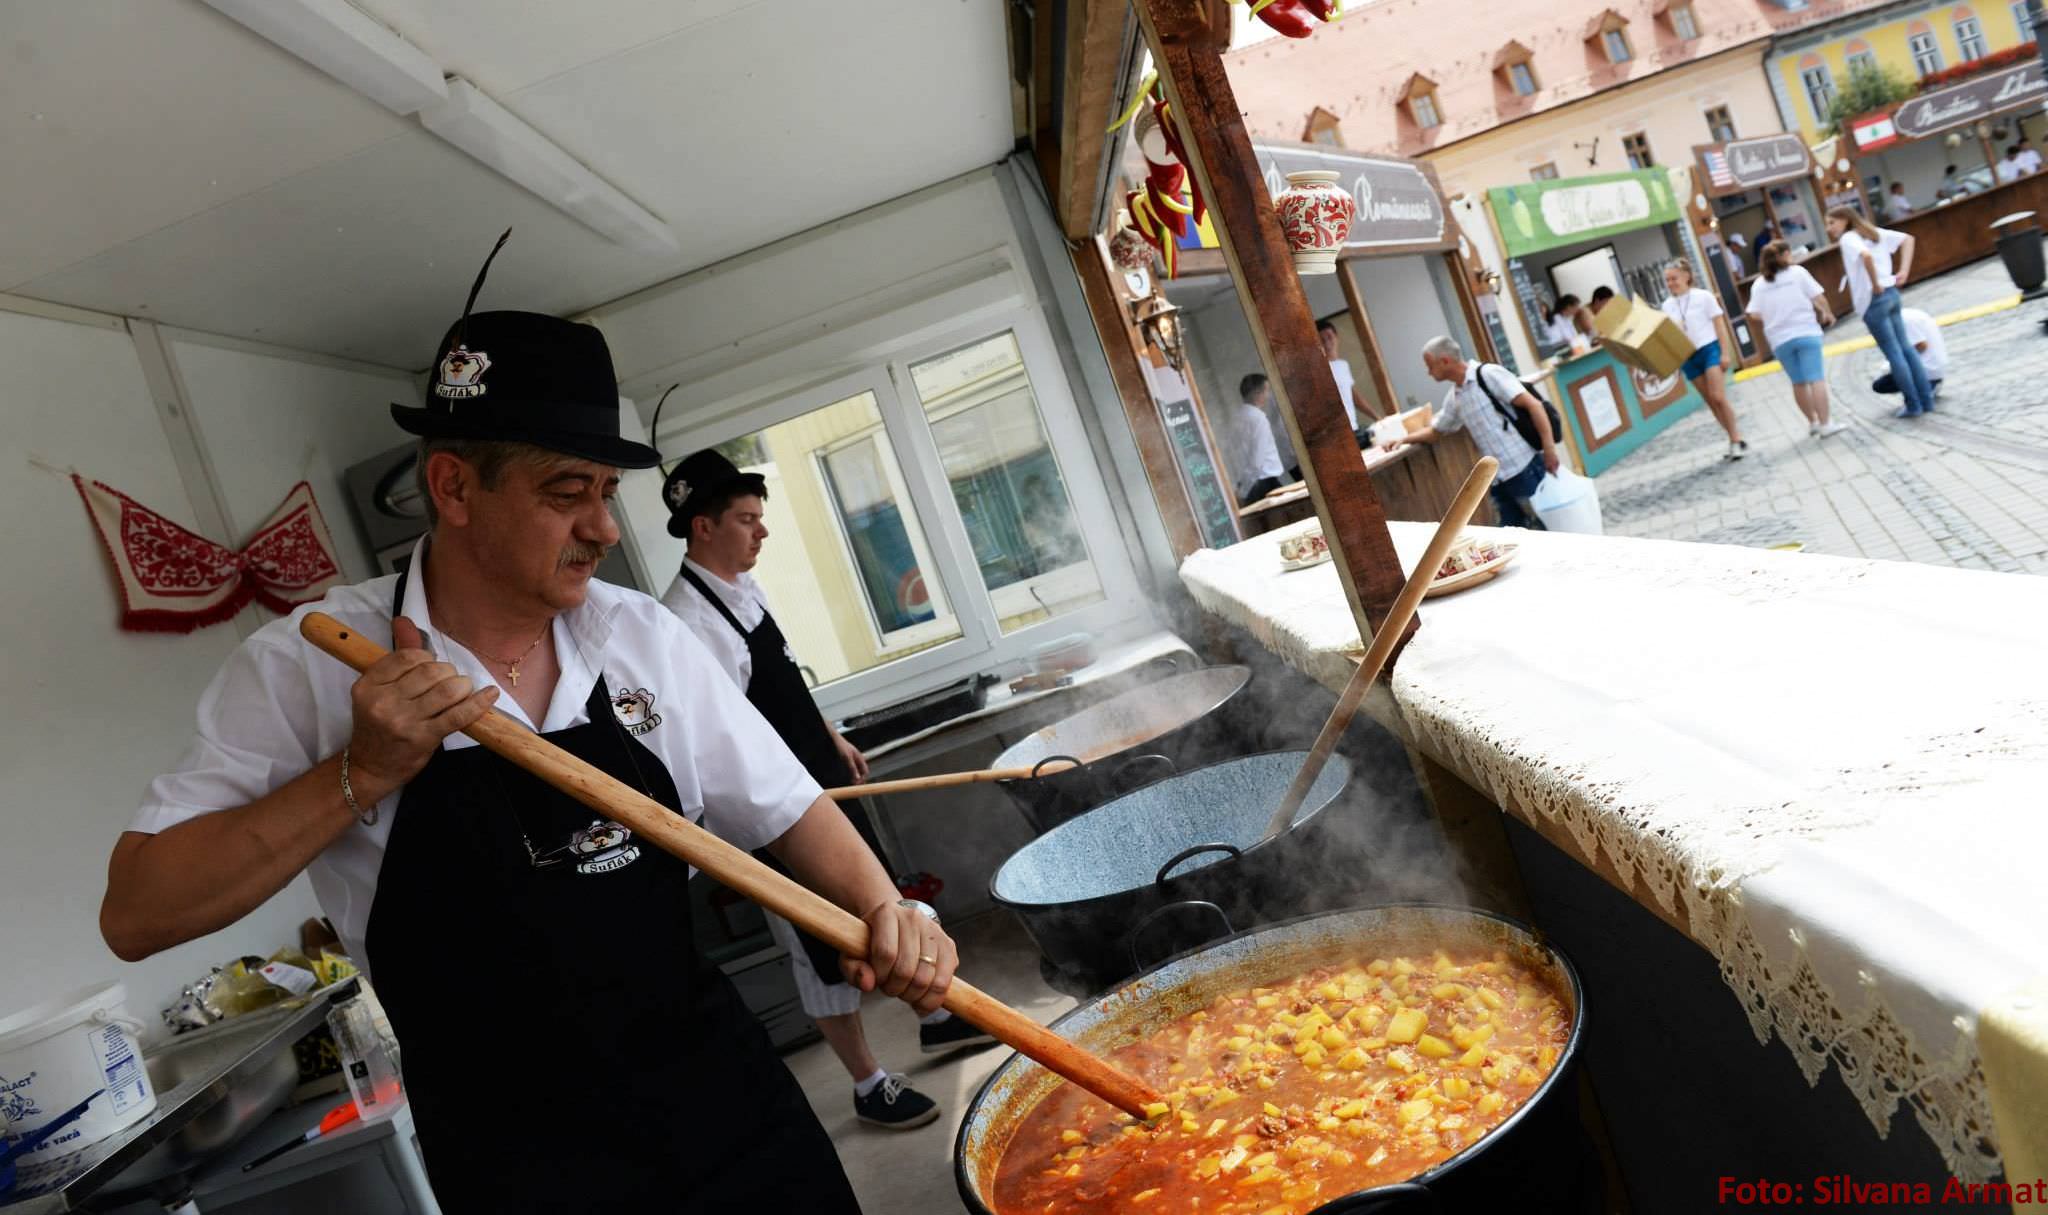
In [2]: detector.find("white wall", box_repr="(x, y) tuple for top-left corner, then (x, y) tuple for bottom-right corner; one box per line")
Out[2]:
(1351, 255), (1458, 413)
(2, 305), (328, 1031)
(167, 335), (419, 583)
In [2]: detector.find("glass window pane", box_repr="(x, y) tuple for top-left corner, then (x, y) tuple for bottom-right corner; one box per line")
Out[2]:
(714, 390), (960, 687)
(907, 332), (1107, 635)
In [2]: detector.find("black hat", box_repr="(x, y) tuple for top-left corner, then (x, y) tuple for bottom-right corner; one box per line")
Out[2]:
(662, 449), (767, 538)
(389, 231), (659, 469)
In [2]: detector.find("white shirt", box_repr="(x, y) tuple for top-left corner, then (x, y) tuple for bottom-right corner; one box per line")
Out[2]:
(1837, 227), (1907, 317)
(1432, 360), (1541, 482)
(2019, 149), (2043, 175)
(1659, 287), (1723, 351)
(134, 538), (820, 971)
(1329, 357), (1361, 430)
(1746, 265), (1826, 352)
(1543, 314), (1580, 348)
(1901, 308), (1948, 379)
(1884, 192), (1913, 221)
(1265, 404), (1299, 478)
(1997, 157), (2024, 184)
(660, 557), (767, 690)
(1221, 399), (1285, 498)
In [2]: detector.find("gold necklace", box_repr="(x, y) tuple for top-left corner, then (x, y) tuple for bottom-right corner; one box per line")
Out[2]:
(450, 623), (549, 687)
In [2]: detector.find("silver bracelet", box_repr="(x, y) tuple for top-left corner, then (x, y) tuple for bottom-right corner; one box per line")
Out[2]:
(340, 744), (377, 827)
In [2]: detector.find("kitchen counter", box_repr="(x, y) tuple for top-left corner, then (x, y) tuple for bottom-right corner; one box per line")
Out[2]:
(1179, 517), (2047, 1181)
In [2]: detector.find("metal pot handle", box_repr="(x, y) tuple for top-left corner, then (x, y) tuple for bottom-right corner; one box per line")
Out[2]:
(1155, 841), (1243, 886)
(1030, 754), (1083, 780)
(1312, 1183), (1440, 1214)
(1125, 899), (1234, 973)
(1110, 752), (1176, 792)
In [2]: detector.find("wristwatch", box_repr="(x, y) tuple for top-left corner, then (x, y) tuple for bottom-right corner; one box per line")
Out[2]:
(897, 898), (938, 922)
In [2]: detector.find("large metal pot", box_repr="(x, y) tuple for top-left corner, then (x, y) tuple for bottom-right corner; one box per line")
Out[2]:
(990, 750), (1353, 994)
(992, 665), (1252, 833)
(955, 905), (1591, 1215)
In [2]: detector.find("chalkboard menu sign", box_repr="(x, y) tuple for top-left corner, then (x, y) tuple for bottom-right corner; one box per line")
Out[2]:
(1507, 258), (1554, 355)
(1159, 396), (1241, 549)
(1477, 292), (1515, 367)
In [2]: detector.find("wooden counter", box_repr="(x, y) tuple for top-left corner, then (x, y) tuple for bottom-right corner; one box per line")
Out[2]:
(1775, 171), (2048, 318)
(1237, 429), (1492, 536)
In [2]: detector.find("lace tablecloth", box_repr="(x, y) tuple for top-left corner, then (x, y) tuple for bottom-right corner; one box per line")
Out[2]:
(1181, 519), (2048, 1180)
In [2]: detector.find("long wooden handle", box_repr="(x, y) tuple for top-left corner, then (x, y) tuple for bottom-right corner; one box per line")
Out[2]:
(301, 614), (1160, 1119)
(823, 762), (1075, 800)
(1260, 457), (1499, 841)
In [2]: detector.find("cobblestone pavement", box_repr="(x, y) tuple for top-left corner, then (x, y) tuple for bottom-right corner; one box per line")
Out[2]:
(1596, 258), (2048, 575)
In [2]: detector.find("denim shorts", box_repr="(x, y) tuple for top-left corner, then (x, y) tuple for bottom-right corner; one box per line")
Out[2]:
(1679, 340), (1722, 381)
(1776, 336), (1825, 384)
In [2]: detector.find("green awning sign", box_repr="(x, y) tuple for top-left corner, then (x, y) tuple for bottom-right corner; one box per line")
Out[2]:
(1487, 169), (1680, 259)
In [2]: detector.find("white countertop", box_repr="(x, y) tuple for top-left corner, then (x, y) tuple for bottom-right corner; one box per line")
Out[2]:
(1181, 516), (2048, 1180)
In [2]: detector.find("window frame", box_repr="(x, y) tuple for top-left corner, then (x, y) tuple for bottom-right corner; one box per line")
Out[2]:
(1955, 15), (1988, 58)
(1622, 131), (1656, 169)
(1603, 28), (1634, 63)
(1670, 4), (1701, 40)
(1844, 47), (1879, 74)
(1506, 60), (1538, 96)
(1410, 90), (1442, 129)
(1704, 104), (1738, 142)
(1909, 30), (1945, 76)
(1801, 63), (1837, 121)
(2016, 1), (2040, 40)
(1530, 162), (1561, 180)
(661, 302), (1149, 717)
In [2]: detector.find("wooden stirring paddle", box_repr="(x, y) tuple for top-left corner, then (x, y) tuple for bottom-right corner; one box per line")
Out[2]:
(301, 614), (1162, 1119)
(821, 761), (1076, 801)
(1258, 456), (1499, 843)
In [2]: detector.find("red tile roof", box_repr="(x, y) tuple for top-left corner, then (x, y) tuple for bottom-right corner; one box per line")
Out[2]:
(1223, 0), (1896, 156)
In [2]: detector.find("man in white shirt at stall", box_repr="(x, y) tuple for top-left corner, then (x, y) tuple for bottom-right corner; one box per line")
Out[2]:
(1380, 335), (1561, 529)
(1317, 319), (1381, 442)
(2018, 139), (2044, 176)
(1996, 146), (2025, 184)
(1884, 183), (1914, 222)
(1872, 307), (1948, 399)
(1224, 373), (1290, 504)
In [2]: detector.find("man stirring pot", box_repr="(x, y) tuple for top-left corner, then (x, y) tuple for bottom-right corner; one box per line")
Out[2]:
(99, 249), (954, 1213)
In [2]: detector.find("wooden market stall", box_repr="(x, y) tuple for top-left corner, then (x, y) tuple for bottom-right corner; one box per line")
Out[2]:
(1687, 131), (1828, 366)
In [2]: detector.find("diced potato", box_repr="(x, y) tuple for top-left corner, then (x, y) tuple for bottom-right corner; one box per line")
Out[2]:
(1317, 982), (1344, 1001)
(1392, 958), (1417, 976)
(1476, 1091), (1506, 1115)
(1243, 1166), (1282, 1186)
(1478, 987), (1505, 1010)
(1517, 1067), (1542, 1087)
(1142, 1102), (1170, 1119)
(1220, 1144), (1249, 1172)
(1397, 1098), (1434, 1125)
(1319, 1027), (1349, 1051)
(1256, 1075), (1277, 1090)
(1211, 1088), (1241, 1106)
(1300, 1044), (1326, 1068)
(1367, 959), (1390, 976)
(1133, 1189), (1159, 1203)
(1366, 1145), (1390, 1167)
(1386, 1048), (1417, 1073)
(1451, 1023), (1496, 1051)
(1416, 1033), (1454, 1058)
(1225, 1036), (1252, 1051)
(1537, 1044), (1559, 1070)
(1064, 1164), (1081, 1178)
(1442, 1076), (1472, 1099)
(1333, 1098), (1366, 1120)
(1197, 1154), (1221, 1178)
(1061, 1129), (1083, 1144)
(1249, 1151), (1276, 1168)
(1263, 1102), (1283, 1117)
(1255, 994), (1279, 1009)
(1335, 1048), (1369, 1071)
(1431, 983), (1464, 999)
(1331, 1148), (1356, 1166)
(1208, 1118), (1227, 1137)
(1316, 1115), (1341, 1132)
(1386, 1007), (1427, 1043)
(1190, 1083), (1213, 1096)
(1458, 1042), (1488, 1068)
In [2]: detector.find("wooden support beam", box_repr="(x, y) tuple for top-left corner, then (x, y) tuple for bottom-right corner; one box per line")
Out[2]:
(1134, 0), (1408, 636)
(1053, 0), (1139, 240)
(1071, 237), (1209, 558)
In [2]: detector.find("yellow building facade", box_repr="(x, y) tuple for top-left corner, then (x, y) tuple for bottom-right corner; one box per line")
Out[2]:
(1769, 0), (2042, 143)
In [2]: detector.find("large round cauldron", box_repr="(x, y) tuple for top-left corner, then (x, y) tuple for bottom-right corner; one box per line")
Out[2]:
(955, 905), (1590, 1215)
(992, 665), (1252, 833)
(990, 751), (1352, 993)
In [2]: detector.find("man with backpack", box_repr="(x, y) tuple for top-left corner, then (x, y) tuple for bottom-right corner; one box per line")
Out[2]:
(1380, 335), (1561, 529)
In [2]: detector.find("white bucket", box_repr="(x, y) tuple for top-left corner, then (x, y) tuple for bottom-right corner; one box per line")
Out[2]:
(1530, 467), (1604, 534)
(0, 983), (157, 1161)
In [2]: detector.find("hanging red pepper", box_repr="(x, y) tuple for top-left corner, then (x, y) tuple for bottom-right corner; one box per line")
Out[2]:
(1249, 0), (1320, 38)
(1297, 0), (1341, 21)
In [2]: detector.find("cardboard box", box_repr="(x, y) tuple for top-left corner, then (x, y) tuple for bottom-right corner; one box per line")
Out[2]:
(1591, 294), (1694, 378)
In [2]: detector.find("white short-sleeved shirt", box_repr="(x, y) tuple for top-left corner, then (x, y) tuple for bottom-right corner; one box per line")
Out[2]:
(1885, 192), (1914, 221)
(1221, 400), (1285, 498)
(1901, 308), (1948, 378)
(1264, 404), (1299, 478)
(1746, 266), (1827, 351)
(1838, 227), (1908, 317)
(133, 538), (821, 970)
(1997, 158), (2024, 184)
(1328, 357), (1361, 430)
(2019, 149), (2044, 175)
(1660, 287), (1724, 350)
(1432, 361), (1540, 482)
(660, 557), (767, 690)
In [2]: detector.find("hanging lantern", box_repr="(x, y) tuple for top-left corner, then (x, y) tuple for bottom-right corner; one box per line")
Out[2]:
(1274, 170), (1354, 275)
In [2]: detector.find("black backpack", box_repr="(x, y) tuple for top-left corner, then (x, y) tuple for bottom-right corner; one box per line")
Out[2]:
(1471, 363), (1564, 454)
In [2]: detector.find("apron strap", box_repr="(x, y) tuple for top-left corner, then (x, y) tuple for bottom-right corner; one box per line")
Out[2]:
(677, 563), (754, 640)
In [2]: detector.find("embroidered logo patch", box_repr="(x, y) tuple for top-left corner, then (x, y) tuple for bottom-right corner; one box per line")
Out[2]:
(570, 820), (640, 875)
(433, 345), (491, 399)
(612, 687), (663, 736)
(664, 477), (691, 511)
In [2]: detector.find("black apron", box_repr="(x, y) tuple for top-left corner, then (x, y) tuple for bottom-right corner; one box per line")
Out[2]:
(675, 565), (884, 986)
(364, 569), (860, 1214)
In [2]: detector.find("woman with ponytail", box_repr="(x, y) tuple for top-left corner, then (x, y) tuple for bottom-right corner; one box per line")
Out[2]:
(1826, 206), (1934, 417)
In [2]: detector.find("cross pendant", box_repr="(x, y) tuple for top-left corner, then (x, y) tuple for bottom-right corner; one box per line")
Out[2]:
(508, 667), (520, 688)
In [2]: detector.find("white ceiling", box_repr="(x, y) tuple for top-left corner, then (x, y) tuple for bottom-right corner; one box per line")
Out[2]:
(2, 0), (1015, 369)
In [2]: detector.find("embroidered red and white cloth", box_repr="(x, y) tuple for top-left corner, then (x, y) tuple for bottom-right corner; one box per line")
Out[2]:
(73, 475), (345, 632)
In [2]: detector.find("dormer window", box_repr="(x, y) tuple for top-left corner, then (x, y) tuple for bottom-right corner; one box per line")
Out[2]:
(1658, 0), (1702, 40)
(1399, 73), (1443, 130)
(1587, 9), (1634, 62)
(1303, 106), (1345, 147)
(1495, 41), (1539, 96)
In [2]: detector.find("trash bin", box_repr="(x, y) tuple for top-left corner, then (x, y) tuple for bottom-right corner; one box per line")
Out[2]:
(1990, 211), (2046, 296)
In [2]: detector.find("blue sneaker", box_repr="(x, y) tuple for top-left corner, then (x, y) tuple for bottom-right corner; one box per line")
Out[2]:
(920, 1015), (997, 1055)
(855, 1073), (940, 1130)
(1893, 406), (1923, 418)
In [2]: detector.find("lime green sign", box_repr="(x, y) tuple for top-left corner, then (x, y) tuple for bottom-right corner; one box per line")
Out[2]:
(1487, 169), (1681, 259)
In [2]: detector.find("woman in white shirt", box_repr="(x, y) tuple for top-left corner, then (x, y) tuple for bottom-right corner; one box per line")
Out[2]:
(1825, 207), (1935, 417)
(1745, 241), (1845, 437)
(1661, 260), (1747, 460)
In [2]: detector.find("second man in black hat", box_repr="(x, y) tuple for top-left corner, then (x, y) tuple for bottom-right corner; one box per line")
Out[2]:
(659, 448), (996, 1129)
